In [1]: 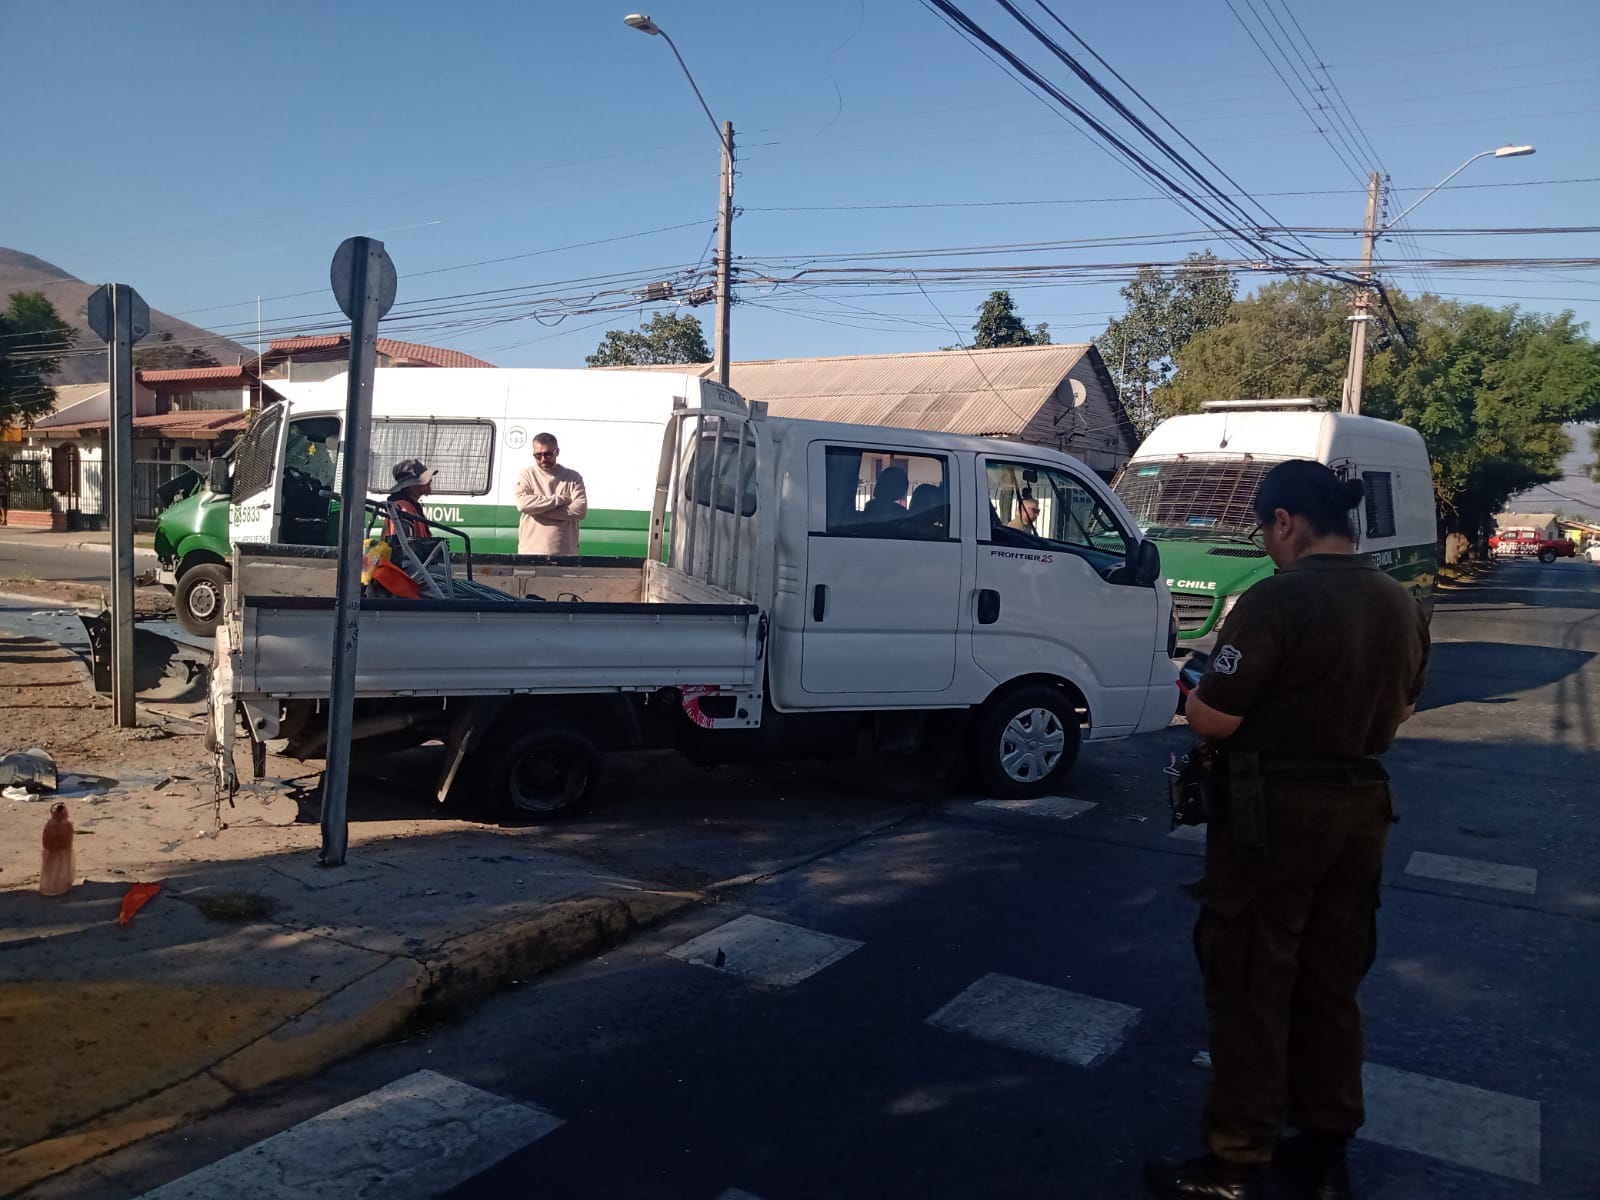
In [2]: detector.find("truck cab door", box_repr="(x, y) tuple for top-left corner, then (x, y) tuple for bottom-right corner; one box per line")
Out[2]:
(227, 403), (288, 547)
(976, 457), (1162, 735)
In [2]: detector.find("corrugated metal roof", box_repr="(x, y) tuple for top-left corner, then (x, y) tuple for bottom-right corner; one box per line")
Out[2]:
(621, 344), (1097, 437)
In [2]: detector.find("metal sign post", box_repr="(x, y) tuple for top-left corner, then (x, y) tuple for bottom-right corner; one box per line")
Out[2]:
(85, 284), (150, 728)
(320, 237), (397, 867)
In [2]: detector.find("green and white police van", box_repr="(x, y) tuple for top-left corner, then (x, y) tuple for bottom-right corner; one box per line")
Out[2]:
(1111, 399), (1436, 658)
(155, 367), (696, 635)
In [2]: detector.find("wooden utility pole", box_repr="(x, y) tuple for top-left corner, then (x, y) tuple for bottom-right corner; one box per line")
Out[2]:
(1342, 171), (1382, 415)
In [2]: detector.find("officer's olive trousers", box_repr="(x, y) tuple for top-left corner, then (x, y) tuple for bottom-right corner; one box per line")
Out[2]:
(1194, 781), (1392, 1164)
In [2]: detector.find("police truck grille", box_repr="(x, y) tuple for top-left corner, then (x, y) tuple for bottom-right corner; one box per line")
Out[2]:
(1172, 593), (1218, 632)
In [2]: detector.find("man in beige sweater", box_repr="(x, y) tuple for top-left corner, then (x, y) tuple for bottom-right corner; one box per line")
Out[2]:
(515, 433), (588, 555)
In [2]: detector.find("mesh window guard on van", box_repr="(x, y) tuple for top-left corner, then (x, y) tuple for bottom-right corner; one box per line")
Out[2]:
(367, 420), (494, 495)
(1112, 455), (1289, 536)
(1362, 471), (1396, 538)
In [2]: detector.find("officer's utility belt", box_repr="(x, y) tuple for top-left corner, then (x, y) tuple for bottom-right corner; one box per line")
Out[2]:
(1167, 750), (1388, 856)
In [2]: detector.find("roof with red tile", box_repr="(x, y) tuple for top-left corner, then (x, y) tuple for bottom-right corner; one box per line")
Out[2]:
(36, 410), (252, 437)
(262, 334), (494, 369)
(136, 365), (254, 386)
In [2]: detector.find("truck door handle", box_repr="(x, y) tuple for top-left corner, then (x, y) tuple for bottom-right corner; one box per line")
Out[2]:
(812, 584), (828, 622)
(977, 588), (1001, 624)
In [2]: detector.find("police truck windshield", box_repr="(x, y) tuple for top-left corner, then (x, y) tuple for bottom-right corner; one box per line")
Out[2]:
(1112, 455), (1291, 539)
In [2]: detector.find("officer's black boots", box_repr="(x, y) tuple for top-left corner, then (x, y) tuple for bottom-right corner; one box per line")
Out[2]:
(1142, 1153), (1265, 1200)
(1274, 1132), (1354, 1199)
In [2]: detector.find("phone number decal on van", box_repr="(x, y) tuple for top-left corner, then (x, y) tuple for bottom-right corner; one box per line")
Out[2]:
(989, 549), (1054, 564)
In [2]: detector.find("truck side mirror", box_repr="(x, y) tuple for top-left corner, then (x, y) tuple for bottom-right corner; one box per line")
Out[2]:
(1131, 539), (1161, 586)
(207, 458), (232, 497)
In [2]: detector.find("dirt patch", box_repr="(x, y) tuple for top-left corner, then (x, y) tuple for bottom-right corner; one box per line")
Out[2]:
(191, 892), (279, 923)
(0, 580), (175, 619)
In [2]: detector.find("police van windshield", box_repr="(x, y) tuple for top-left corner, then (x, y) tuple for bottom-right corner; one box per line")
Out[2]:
(1112, 455), (1291, 539)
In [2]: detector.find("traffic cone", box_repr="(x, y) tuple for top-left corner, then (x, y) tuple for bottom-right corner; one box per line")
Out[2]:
(39, 802), (75, 896)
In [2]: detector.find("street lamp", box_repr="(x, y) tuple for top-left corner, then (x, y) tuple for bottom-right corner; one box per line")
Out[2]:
(624, 13), (734, 387)
(1342, 144), (1536, 414)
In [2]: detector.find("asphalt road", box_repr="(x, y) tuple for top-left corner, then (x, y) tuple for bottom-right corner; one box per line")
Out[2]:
(33, 559), (1600, 1200)
(0, 541), (157, 586)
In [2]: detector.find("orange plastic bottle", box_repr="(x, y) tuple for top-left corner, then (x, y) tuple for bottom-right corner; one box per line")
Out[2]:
(39, 803), (75, 896)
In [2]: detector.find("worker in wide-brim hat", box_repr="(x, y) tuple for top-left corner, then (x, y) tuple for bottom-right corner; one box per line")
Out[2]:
(384, 458), (435, 540)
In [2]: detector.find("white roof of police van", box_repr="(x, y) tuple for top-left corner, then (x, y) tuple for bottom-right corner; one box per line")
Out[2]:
(1132, 410), (1424, 460)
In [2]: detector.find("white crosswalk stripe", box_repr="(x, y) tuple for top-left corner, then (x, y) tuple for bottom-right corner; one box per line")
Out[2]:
(928, 973), (1141, 1068)
(1168, 823), (1207, 842)
(668, 913), (863, 987)
(137, 1070), (562, 1200)
(1192, 1052), (1542, 1185)
(1361, 1061), (1542, 1185)
(976, 796), (1097, 820)
(1404, 850), (1538, 894)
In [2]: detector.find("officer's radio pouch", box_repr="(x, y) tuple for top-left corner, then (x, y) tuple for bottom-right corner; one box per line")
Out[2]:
(1166, 743), (1222, 830)
(1223, 750), (1269, 856)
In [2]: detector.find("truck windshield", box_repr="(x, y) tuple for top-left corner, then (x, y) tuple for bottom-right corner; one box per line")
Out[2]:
(1112, 455), (1290, 539)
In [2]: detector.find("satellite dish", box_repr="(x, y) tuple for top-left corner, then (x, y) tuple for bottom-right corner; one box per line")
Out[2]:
(1069, 379), (1088, 408)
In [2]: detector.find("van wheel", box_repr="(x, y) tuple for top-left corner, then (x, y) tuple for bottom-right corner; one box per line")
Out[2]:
(176, 563), (229, 637)
(1538, 548), (1557, 564)
(483, 721), (602, 820)
(973, 685), (1081, 799)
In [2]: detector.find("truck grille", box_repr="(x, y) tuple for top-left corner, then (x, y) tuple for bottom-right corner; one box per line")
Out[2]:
(1172, 592), (1218, 633)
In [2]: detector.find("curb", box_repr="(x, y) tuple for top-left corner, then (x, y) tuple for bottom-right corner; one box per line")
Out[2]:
(1, 887), (698, 1196)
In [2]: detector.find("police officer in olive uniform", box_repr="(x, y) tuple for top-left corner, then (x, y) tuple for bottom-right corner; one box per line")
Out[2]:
(1145, 460), (1430, 1200)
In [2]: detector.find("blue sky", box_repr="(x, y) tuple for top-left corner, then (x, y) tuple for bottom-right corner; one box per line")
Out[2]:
(3, 1), (1597, 369)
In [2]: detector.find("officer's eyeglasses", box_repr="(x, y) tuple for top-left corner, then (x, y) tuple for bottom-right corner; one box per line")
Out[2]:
(1247, 523), (1266, 548)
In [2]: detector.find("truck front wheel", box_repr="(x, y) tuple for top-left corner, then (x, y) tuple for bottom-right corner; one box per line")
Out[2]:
(483, 721), (602, 820)
(1539, 548), (1557, 564)
(175, 562), (230, 637)
(972, 685), (1081, 799)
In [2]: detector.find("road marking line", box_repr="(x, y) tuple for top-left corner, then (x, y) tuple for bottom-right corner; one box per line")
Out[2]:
(137, 1069), (562, 1200)
(1168, 823), (1207, 842)
(668, 913), (863, 987)
(1405, 851), (1538, 894)
(1362, 1062), (1541, 1185)
(928, 973), (1140, 1068)
(1190, 1053), (1540, 1184)
(976, 796), (1097, 820)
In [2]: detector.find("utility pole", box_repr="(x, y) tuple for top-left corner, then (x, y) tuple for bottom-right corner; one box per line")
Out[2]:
(1342, 171), (1382, 415)
(85, 283), (149, 727)
(714, 121), (734, 387)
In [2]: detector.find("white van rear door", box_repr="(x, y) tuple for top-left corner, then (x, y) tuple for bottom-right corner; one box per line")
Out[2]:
(798, 441), (963, 698)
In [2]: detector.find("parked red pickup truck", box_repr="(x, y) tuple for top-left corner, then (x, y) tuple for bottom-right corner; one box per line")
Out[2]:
(1489, 528), (1576, 563)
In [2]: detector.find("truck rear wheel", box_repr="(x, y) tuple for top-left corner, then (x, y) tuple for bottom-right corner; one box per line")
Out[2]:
(483, 721), (602, 820)
(175, 562), (230, 637)
(1539, 548), (1557, 564)
(972, 685), (1081, 799)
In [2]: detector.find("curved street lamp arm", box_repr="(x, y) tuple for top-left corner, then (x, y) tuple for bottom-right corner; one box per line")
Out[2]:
(1386, 150), (1494, 229)
(655, 30), (728, 152)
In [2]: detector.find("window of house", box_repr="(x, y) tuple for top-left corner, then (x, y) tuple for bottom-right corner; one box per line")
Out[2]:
(1362, 471), (1396, 538)
(822, 447), (950, 541)
(367, 419), (494, 495)
(987, 458), (1132, 569)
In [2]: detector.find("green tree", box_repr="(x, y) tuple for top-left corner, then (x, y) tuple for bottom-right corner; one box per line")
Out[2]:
(1589, 425), (1600, 484)
(969, 290), (1051, 349)
(1158, 282), (1600, 559)
(586, 312), (711, 367)
(0, 292), (75, 430)
(134, 331), (220, 371)
(1098, 251), (1236, 437)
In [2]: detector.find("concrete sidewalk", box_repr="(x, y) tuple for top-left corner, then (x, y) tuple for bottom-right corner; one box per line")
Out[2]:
(0, 829), (692, 1197)
(0, 626), (696, 1196)
(0, 528), (157, 553)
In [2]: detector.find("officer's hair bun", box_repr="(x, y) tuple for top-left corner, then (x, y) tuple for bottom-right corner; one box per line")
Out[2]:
(1254, 459), (1367, 539)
